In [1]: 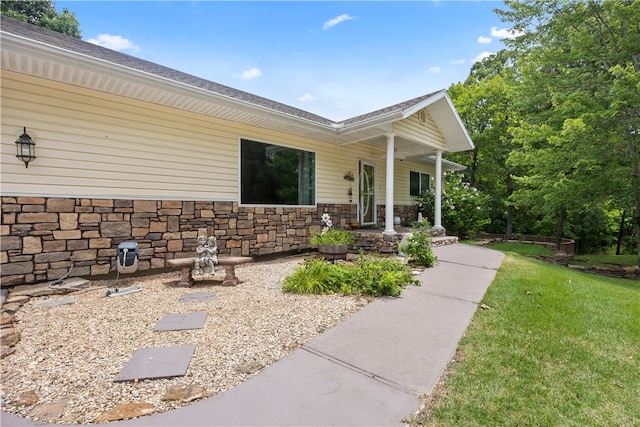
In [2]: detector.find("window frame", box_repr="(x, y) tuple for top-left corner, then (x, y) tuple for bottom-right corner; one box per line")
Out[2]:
(238, 137), (317, 207)
(410, 170), (431, 197)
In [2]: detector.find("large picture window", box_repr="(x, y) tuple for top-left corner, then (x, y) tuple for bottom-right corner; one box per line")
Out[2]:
(240, 139), (315, 205)
(410, 171), (430, 196)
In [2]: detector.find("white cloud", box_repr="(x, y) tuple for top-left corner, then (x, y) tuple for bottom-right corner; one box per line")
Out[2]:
(490, 26), (525, 39)
(428, 66), (441, 73)
(87, 34), (140, 52)
(238, 67), (262, 80)
(323, 14), (355, 30)
(477, 36), (492, 44)
(298, 93), (316, 102)
(472, 51), (494, 63)
(451, 58), (466, 65)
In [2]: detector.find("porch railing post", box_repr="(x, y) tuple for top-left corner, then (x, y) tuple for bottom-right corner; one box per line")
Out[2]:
(384, 133), (396, 235)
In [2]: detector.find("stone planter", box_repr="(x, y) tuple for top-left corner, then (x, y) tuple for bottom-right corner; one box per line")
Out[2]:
(317, 244), (349, 261)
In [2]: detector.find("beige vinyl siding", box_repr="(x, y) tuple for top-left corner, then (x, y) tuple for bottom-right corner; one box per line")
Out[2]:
(1, 72), (376, 204)
(392, 110), (446, 151)
(394, 160), (434, 205)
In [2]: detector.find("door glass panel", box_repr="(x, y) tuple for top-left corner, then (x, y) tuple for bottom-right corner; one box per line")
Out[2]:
(359, 162), (376, 225)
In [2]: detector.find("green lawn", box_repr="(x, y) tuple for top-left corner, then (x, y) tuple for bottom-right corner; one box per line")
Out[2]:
(410, 250), (640, 426)
(571, 254), (637, 268)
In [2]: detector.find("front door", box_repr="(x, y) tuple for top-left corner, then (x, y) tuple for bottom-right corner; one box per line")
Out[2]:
(359, 161), (376, 226)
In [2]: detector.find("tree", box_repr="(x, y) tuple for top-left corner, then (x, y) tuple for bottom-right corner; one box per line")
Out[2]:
(1, 0), (81, 38)
(448, 50), (522, 236)
(496, 0), (640, 264)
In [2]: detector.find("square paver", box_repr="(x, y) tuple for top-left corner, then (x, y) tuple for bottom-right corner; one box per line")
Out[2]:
(113, 345), (195, 382)
(154, 312), (208, 331)
(178, 291), (217, 303)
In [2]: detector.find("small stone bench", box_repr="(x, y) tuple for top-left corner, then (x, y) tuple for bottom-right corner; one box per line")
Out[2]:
(167, 257), (252, 287)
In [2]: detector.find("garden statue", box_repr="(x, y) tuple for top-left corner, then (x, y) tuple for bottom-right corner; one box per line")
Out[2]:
(194, 235), (218, 275)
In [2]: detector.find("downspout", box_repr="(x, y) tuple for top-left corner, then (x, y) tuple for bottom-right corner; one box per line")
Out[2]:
(384, 133), (396, 235)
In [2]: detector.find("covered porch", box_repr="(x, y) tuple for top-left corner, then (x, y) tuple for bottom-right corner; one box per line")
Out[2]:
(333, 91), (475, 237)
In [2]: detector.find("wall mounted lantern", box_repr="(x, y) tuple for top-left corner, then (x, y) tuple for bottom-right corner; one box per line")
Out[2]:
(15, 127), (36, 168)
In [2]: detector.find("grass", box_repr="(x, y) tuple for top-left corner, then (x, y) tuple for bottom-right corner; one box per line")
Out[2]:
(411, 250), (640, 427)
(571, 254), (637, 268)
(486, 241), (557, 257)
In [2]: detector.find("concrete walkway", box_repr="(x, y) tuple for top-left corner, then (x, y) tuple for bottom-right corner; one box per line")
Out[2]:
(1, 244), (504, 427)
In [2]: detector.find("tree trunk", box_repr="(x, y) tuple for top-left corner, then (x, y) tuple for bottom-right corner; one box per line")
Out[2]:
(556, 208), (567, 251)
(505, 174), (515, 239)
(615, 209), (626, 256)
(506, 205), (514, 240)
(469, 147), (479, 188)
(635, 205), (640, 267)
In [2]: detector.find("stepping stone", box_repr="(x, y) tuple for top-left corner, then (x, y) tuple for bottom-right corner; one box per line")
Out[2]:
(178, 291), (216, 303)
(113, 345), (195, 382)
(38, 297), (76, 308)
(154, 312), (207, 331)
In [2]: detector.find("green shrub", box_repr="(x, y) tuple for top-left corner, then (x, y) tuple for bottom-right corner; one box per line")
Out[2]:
(310, 229), (355, 246)
(282, 255), (419, 297)
(400, 230), (438, 267)
(416, 171), (490, 237)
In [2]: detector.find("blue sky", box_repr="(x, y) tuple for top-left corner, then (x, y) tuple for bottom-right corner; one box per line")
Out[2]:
(56, 1), (517, 121)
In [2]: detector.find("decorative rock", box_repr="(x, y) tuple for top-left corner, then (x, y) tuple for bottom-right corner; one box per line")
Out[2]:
(28, 399), (68, 421)
(94, 403), (155, 422)
(5, 295), (30, 305)
(1, 344), (15, 358)
(1, 313), (15, 326)
(38, 297), (76, 308)
(13, 390), (39, 406)
(1, 303), (22, 314)
(1, 328), (21, 347)
(235, 361), (264, 375)
(10, 283), (65, 298)
(161, 384), (208, 402)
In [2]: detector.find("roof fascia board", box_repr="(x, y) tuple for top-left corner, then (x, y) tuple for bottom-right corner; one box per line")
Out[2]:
(438, 94), (475, 151)
(402, 90), (449, 117)
(337, 112), (403, 135)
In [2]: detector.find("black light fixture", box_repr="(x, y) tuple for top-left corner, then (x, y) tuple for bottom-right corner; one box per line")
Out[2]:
(15, 127), (36, 168)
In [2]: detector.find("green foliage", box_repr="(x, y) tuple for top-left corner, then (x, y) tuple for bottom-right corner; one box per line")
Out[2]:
(310, 229), (355, 246)
(399, 230), (437, 267)
(1, 0), (81, 38)
(281, 258), (345, 294)
(282, 255), (419, 297)
(411, 253), (640, 426)
(416, 172), (491, 238)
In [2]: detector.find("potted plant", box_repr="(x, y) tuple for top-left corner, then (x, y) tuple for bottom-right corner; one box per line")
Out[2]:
(310, 213), (355, 261)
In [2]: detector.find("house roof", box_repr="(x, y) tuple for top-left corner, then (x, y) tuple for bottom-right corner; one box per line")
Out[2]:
(0, 16), (473, 154)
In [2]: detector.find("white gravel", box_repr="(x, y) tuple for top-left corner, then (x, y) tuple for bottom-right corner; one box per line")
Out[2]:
(0, 256), (368, 424)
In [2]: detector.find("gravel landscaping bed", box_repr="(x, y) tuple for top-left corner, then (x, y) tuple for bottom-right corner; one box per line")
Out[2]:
(1, 256), (368, 424)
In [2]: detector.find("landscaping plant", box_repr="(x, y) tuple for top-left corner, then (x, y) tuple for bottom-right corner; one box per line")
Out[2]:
(309, 213), (356, 246)
(282, 255), (419, 297)
(416, 172), (490, 238)
(399, 228), (438, 267)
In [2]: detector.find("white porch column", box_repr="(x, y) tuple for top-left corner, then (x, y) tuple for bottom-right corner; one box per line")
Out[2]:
(383, 133), (396, 235)
(433, 150), (445, 231)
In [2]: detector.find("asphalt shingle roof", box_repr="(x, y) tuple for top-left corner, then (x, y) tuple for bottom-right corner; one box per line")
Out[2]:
(1, 16), (442, 128)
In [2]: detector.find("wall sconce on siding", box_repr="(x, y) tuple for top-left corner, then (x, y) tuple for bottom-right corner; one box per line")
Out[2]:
(15, 127), (36, 168)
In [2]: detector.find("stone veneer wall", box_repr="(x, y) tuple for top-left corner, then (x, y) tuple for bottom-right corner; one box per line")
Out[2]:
(0, 197), (357, 286)
(375, 204), (420, 228)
